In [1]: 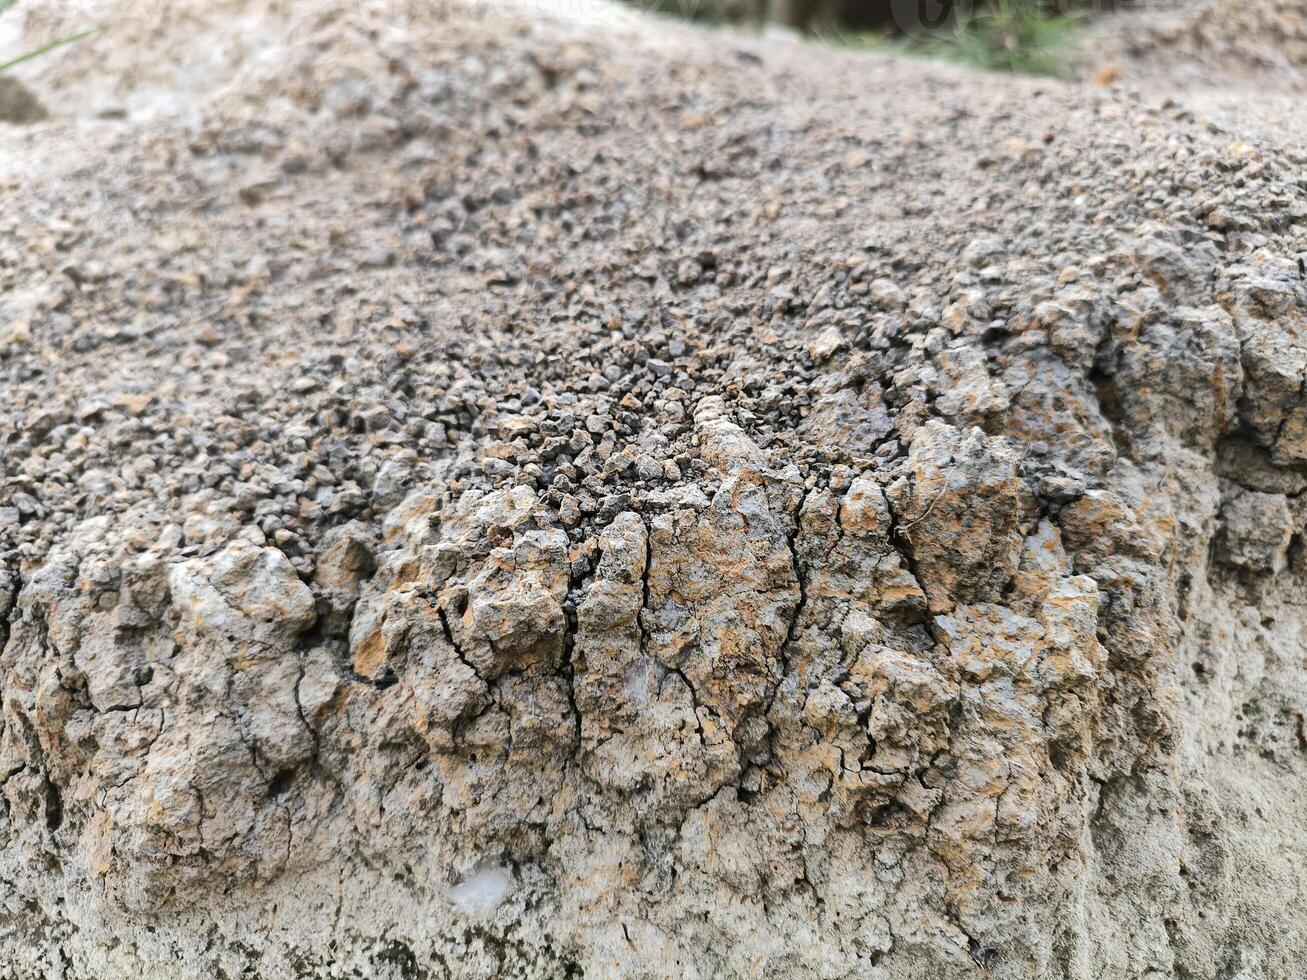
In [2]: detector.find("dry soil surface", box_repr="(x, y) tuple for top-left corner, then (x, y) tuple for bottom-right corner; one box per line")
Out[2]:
(2, 1), (1307, 978)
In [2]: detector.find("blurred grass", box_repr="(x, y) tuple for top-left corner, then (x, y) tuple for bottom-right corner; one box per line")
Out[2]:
(632, 0), (1087, 79)
(0, 0), (95, 75)
(886, 0), (1086, 78)
(643, 0), (726, 25)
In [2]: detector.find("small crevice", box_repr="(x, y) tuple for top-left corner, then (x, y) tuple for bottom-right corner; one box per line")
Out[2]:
(437, 604), (486, 685)
(662, 665), (708, 748)
(43, 777), (63, 832)
(883, 490), (942, 643)
(559, 554), (587, 751)
(638, 517), (655, 657)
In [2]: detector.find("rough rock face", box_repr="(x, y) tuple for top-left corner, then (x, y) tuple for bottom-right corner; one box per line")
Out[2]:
(2, 1), (1307, 977)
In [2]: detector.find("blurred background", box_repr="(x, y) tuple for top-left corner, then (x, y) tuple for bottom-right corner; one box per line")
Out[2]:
(1, 0), (1304, 136)
(652, 0), (1307, 84)
(3, 0), (1306, 86)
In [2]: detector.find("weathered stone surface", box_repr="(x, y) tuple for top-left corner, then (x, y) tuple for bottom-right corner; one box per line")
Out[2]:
(886, 422), (1029, 613)
(1215, 487), (1296, 574)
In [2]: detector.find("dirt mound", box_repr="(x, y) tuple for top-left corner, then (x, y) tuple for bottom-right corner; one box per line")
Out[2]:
(1095, 0), (1307, 87)
(2, 1), (1307, 977)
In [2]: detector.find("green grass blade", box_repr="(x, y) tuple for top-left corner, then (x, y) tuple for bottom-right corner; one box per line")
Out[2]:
(0, 27), (95, 74)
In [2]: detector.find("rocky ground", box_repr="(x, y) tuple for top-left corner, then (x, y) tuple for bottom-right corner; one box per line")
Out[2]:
(2, 0), (1306, 977)
(1085, 0), (1307, 149)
